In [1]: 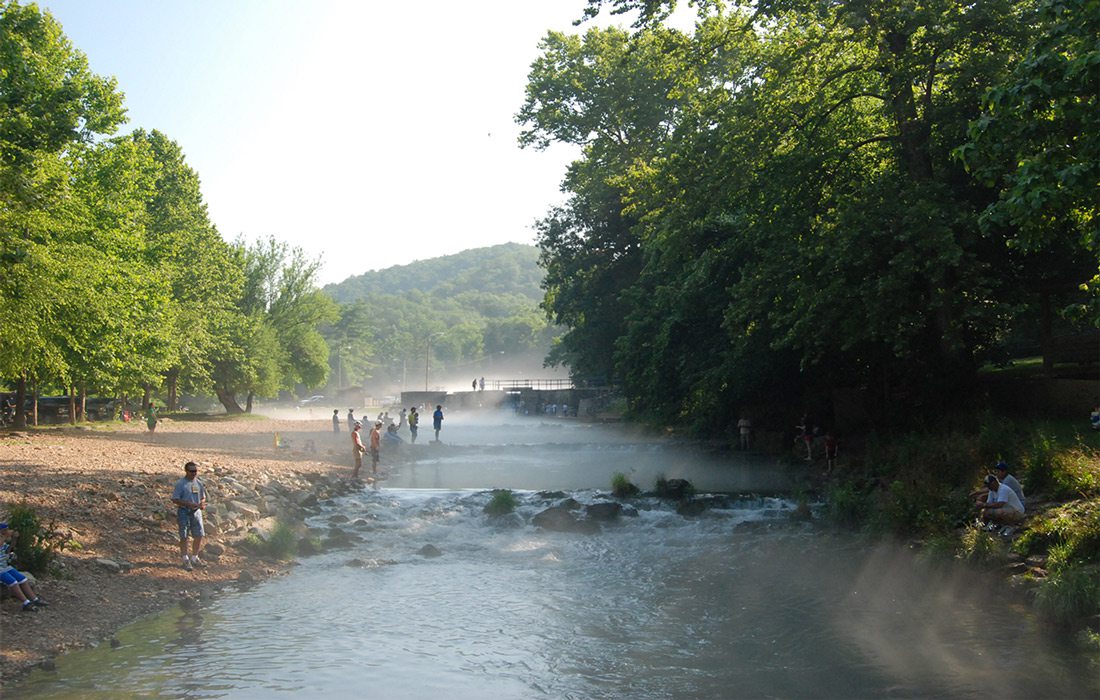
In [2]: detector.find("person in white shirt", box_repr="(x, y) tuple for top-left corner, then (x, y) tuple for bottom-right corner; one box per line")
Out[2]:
(993, 461), (1026, 510)
(976, 474), (1025, 524)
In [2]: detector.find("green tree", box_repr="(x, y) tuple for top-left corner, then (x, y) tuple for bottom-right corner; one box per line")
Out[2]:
(0, 1), (126, 426)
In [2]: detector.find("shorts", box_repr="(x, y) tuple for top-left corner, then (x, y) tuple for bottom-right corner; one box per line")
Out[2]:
(177, 507), (204, 540)
(371, 447), (380, 466)
(1, 567), (27, 586)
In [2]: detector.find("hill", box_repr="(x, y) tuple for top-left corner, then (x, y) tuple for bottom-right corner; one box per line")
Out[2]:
(323, 243), (543, 304)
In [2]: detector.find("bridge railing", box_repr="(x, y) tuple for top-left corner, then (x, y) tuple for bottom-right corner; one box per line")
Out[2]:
(491, 379), (574, 391)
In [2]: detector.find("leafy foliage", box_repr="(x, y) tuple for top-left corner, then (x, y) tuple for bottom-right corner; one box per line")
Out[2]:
(5, 503), (65, 575)
(484, 489), (518, 517)
(522, 1), (1099, 432)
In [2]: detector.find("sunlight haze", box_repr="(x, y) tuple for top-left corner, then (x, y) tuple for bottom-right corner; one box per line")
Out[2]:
(38, 0), (610, 284)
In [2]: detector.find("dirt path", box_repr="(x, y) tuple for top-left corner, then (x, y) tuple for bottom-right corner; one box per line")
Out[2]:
(0, 415), (354, 688)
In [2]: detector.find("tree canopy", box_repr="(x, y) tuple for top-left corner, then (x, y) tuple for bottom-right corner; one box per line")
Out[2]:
(521, 0), (1099, 431)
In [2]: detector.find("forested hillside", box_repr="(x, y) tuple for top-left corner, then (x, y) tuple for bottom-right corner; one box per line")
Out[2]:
(325, 243), (543, 303)
(318, 244), (559, 395)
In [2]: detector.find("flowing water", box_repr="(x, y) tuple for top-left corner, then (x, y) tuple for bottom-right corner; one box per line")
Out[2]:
(11, 413), (1099, 699)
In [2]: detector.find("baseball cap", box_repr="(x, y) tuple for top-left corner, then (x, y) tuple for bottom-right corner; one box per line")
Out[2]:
(994, 461), (1008, 471)
(985, 474), (998, 486)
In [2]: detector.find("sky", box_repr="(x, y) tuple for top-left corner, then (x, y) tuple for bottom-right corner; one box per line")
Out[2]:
(36, 0), (629, 285)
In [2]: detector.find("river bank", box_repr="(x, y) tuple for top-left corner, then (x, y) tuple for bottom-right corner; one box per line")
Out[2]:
(0, 416), (361, 688)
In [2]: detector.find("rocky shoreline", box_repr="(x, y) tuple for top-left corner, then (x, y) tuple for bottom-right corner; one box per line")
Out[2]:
(0, 417), (365, 689)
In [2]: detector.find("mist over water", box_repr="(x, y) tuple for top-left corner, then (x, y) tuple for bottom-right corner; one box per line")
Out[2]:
(13, 411), (1099, 699)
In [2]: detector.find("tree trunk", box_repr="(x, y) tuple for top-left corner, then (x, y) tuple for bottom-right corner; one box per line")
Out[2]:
(79, 382), (87, 422)
(166, 369), (179, 412)
(68, 385), (76, 426)
(246, 391), (254, 414)
(31, 378), (38, 427)
(142, 384), (152, 409)
(14, 375), (26, 429)
(214, 385), (244, 414)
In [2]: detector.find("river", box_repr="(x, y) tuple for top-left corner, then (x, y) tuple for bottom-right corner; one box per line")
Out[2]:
(11, 411), (1099, 698)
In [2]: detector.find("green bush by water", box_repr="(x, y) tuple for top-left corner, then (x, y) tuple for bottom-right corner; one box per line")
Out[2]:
(485, 490), (518, 516)
(243, 520), (298, 560)
(611, 472), (639, 498)
(5, 503), (66, 575)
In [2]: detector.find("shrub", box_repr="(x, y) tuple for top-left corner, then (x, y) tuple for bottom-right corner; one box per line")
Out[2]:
(1034, 565), (1100, 626)
(1022, 431), (1060, 497)
(242, 520), (298, 560)
(611, 472), (639, 498)
(825, 482), (871, 529)
(958, 524), (1003, 566)
(5, 503), (65, 575)
(484, 489), (518, 517)
(265, 521), (298, 560)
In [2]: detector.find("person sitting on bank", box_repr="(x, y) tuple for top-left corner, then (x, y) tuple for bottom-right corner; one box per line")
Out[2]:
(993, 461), (1026, 510)
(975, 474), (1025, 525)
(1, 523), (50, 612)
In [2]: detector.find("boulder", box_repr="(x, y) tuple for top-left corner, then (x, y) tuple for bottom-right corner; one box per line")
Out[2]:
(585, 502), (623, 521)
(532, 506), (599, 534)
(94, 558), (122, 574)
(228, 500), (261, 520)
(417, 544), (443, 558)
(656, 478), (694, 501)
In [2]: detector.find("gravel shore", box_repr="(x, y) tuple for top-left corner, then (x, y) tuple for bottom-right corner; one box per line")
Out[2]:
(0, 414), (355, 688)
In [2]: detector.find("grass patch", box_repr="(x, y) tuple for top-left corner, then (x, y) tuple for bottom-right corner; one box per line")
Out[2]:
(611, 472), (640, 498)
(242, 520), (298, 560)
(1033, 565), (1100, 626)
(484, 489), (518, 517)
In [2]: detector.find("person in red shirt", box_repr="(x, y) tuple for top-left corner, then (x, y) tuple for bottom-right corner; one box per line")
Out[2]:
(370, 420), (383, 475)
(351, 421), (365, 480)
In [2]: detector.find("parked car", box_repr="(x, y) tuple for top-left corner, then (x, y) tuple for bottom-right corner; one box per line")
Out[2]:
(297, 395), (326, 407)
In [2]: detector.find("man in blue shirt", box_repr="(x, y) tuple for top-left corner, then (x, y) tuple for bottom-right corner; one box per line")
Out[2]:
(171, 461), (207, 571)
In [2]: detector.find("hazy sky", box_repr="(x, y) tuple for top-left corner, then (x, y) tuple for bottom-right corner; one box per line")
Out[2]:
(37, 0), (627, 285)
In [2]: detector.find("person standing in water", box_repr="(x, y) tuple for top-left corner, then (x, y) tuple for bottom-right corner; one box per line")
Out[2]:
(370, 420), (382, 475)
(408, 407), (419, 444)
(433, 405), (444, 442)
(351, 421), (366, 480)
(332, 409), (340, 434)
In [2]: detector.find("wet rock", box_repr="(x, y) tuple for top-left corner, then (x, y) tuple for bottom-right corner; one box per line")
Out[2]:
(559, 497), (582, 511)
(110, 637), (122, 649)
(417, 544), (443, 558)
(39, 659), (57, 672)
(656, 478), (694, 501)
(237, 570), (256, 585)
(676, 500), (710, 517)
(328, 514), (350, 524)
(489, 512), (524, 529)
(532, 506), (599, 534)
(346, 558), (368, 568)
(293, 490), (319, 508)
(298, 537), (322, 556)
(585, 502), (623, 521)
